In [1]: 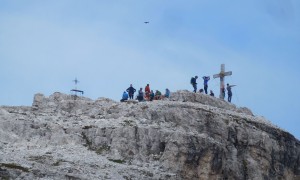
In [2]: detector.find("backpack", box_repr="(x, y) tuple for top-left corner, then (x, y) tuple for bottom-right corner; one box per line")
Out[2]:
(190, 77), (194, 84)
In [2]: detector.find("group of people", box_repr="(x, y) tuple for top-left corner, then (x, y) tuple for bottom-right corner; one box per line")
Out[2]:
(190, 75), (236, 103)
(120, 76), (236, 103)
(121, 84), (171, 102)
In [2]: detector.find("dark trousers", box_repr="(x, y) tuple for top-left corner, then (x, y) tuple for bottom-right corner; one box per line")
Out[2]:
(129, 94), (134, 99)
(192, 84), (197, 93)
(228, 94), (232, 102)
(204, 85), (208, 94)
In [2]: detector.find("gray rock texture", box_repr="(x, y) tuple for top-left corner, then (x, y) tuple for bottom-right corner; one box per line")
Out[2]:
(0, 91), (299, 180)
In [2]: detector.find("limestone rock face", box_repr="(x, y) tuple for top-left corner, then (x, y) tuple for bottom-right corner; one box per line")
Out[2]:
(0, 91), (299, 180)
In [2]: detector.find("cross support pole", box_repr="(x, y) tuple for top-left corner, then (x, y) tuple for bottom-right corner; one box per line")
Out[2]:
(213, 64), (232, 99)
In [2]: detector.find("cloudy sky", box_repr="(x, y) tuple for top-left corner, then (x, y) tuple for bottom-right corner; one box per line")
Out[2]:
(0, 0), (299, 139)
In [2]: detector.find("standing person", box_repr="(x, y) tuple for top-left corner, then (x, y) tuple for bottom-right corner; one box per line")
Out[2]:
(226, 83), (236, 102)
(145, 84), (151, 100)
(202, 76), (210, 94)
(190, 76), (198, 93)
(210, 90), (214, 97)
(120, 91), (128, 102)
(126, 84), (136, 99)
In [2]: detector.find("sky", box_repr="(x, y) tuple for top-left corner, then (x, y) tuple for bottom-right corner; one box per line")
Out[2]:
(0, 0), (299, 140)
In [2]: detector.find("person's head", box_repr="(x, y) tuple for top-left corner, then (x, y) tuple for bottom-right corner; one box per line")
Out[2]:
(147, 84), (149, 86)
(124, 91), (126, 93)
(227, 83), (229, 86)
(210, 90), (213, 93)
(130, 84), (132, 87)
(151, 90), (153, 93)
(140, 87), (142, 90)
(195, 76), (198, 79)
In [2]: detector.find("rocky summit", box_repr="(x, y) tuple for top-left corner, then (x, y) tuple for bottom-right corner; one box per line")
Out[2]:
(0, 91), (299, 180)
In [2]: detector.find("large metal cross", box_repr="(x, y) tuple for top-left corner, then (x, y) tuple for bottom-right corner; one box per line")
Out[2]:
(213, 64), (232, 99)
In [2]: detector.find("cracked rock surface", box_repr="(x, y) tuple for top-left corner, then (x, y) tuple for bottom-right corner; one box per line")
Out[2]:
(0, 91), (299, 179)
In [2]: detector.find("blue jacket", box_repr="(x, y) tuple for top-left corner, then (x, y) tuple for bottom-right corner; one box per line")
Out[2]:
(165, 89), (170, 98)
(122, 92), (128, 100)
(203, 76), (210, 85)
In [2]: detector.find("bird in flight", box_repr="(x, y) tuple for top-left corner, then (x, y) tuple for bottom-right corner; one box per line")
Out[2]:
(144, 21), (149, 24)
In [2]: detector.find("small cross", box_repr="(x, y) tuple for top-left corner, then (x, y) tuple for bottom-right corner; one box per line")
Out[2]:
(213, 64), (232, 99)
(71, 78), (84, 96)
(73, 78), (79, 85)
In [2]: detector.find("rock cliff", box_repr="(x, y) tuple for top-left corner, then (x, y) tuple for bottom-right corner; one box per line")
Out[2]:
(0, 91), (299, 180)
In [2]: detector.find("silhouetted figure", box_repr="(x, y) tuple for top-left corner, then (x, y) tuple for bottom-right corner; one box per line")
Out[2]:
(210, 90), (214, 97)
(227, 83), (236, 102)
(202, 76), (210, 94)
(126, 84), (136, 99)
(164, 88), (170, 98)
(150, 90), (155, 101)
(137, 88), (144, 102)
(190, 76), (198, 93)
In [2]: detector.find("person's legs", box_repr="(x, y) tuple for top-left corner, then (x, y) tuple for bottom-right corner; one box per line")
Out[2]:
(193, 84), (197, 93)
(204, 85), (208, 94)
(228, 95), (232, 102)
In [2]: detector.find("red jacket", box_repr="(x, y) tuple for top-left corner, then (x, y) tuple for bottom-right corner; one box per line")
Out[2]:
(145, 85), (150, 93)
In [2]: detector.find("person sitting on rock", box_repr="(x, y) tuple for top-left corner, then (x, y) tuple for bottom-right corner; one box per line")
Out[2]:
(164, 88), (170, 98)
(199, 89), (204, 93)
(120, 91), (128, 102)
(210, 90), (214, 97)
(154, 90), (162, 100)
(137, 88), (144, 102)
(150, 90), (155, 101)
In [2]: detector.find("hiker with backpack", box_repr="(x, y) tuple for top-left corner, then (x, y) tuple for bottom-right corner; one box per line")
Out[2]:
(190, 76), (198, 93)
(202, 76), (210, 94)
(126, 84), (136, 99)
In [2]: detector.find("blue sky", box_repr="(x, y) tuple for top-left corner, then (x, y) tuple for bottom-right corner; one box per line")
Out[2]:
(0, 0), (299, 140)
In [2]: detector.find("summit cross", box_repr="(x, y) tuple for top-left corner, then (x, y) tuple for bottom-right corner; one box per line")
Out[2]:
(213, 64), (232, 99)
(71, 78), (84, 96)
